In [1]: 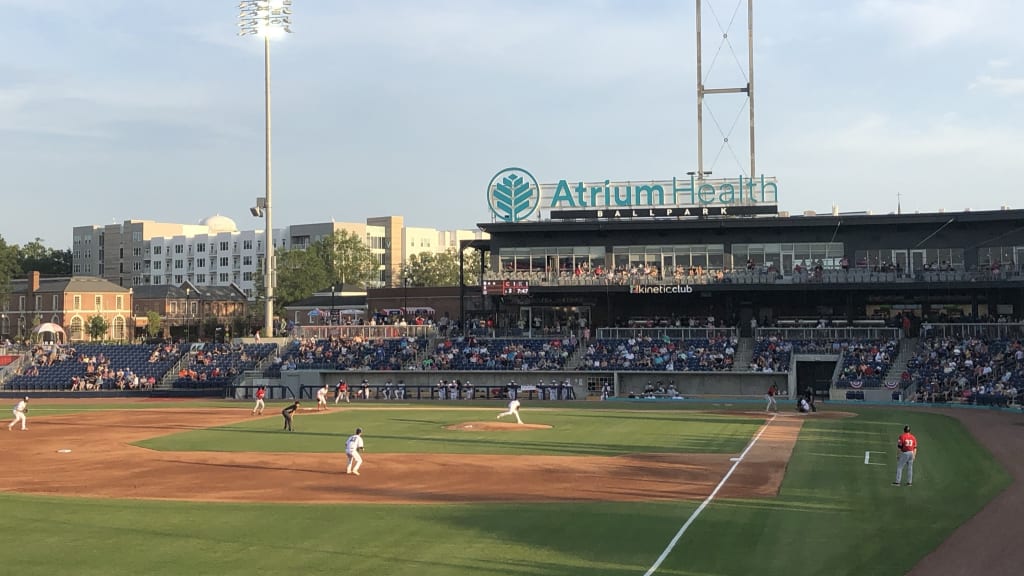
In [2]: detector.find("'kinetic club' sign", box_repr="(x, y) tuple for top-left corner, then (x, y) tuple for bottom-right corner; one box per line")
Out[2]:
(629, 284), (695, 295)
(486, 167), (779, 223)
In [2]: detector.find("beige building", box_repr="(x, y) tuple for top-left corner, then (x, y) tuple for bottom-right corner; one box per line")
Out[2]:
(73, 215), (487, 293)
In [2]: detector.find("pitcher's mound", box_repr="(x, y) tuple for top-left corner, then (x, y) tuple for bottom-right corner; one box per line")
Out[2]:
(446, 421), (553, 431)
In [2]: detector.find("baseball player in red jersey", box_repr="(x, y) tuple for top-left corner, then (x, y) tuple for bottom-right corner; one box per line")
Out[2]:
(893, 425), (918, 486)
(251, 386), (266, 415)
(765, 384), (778, 412)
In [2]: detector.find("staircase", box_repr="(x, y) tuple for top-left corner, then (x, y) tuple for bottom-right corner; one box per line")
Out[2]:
(733, 337), (753, 371)
(883, 337), (918, 389)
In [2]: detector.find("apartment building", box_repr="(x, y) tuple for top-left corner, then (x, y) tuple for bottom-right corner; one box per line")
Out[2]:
(72, 215), (488, 297)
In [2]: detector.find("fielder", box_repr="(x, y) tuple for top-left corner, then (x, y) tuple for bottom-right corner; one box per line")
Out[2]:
(345, 427), (365, 475)
(497, 398), (523, 424)
(893, 425), (918, 486)
(316, 384), (330, 411)
(8, 396), (28, 431)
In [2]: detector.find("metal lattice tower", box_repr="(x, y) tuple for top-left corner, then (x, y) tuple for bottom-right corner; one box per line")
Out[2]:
(696, 0), (755, 179)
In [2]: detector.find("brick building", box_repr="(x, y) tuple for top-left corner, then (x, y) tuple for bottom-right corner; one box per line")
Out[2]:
(1, 272), (132, 342)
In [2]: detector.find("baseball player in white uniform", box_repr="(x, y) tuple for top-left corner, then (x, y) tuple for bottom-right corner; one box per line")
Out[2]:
(345, 427), (365, 475)
(8, 396), (28, 431)
(497, 399), (523, 424)
(316, 384), (329, 411)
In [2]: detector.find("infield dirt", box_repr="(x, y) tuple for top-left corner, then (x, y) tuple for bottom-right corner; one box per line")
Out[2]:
(0, 405), (810, 504)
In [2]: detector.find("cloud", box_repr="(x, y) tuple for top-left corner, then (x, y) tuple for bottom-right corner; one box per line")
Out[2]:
(856, 0), (1020, 48)
(987, 58), (1011, 69)
(970, 74), (1024, 95)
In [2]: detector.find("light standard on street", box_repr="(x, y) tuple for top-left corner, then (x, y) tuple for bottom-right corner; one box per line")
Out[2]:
(239, 0), (293, 339)
(184, 287), (192, 342)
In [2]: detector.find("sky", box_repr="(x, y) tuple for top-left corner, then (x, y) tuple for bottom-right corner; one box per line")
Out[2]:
(1, 0), (1022, 248)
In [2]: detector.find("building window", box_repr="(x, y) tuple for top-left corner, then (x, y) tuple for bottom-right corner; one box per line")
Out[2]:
(19, 296), (25, 311)
(174, 245), (183, 254)
(175, 260), (183, 269)
(219, 273), (229, 283)
(69, 317), (84, 341)
(197, 243), (206, 253)
(95, 296), (102, 310)
(220, 257), (229, 267)
(133, 262), (142, 271)
(133, 247), (142, 257)
(197, 258), (206, 268)
(220, 241), (229, 251)
(243, 240), (253, 250)
(112, 317), (126, 341)
(116, 295), (123, 309)
(52, 295), (59, 310)
(35, 295), (42, 310)
(153, 261), (162, 270)
(243, 256), (253, 266)
(243, 271), (253, 281)
(154, 246), (162, 255)
(197, 274), (206, 284)
(73, 295), (81, 309)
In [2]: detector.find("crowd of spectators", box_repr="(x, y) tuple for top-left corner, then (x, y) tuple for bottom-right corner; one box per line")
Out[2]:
(835, 338), (900, 387)
(422, 336), (576, 371)
(578, 335), (735, 371)
(273, 336), (425, 373)
(905, 337), (1023, 406)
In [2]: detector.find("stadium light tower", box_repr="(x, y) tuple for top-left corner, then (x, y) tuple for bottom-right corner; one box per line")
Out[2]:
(238, 0), (293, 339)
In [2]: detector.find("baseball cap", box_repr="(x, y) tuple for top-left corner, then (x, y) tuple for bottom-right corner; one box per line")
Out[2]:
(355, 427), (363, 434)
(903, 425), (911, 432)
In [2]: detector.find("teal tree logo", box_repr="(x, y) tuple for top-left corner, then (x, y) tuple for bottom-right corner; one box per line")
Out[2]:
(487, 167), (540, 223)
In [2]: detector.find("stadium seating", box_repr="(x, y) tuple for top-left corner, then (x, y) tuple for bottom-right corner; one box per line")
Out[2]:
(578, 336), (734, 371)
(426, 337), (576, 371)
(266, 337), (427, 376)
(904, 337), (1023, 403)
(4, 343), (184, 392)
(172, 343), (277, 389)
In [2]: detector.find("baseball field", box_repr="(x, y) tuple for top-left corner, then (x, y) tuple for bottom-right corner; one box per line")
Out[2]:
(1, 398), (1019, 576)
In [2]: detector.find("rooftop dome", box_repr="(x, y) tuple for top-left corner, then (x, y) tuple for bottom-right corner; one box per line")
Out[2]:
(199, 214), (238, 234)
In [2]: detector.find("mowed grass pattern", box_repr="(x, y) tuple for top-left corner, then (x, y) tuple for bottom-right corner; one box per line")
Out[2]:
(0, 403), (1010, 576)
(134, 406), (760, 456)
(649, 408), (1010, 576)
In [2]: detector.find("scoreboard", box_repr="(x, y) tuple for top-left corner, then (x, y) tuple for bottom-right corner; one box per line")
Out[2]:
(482, 279), (530, 296)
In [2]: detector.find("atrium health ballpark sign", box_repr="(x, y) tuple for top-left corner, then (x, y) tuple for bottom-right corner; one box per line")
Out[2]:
(487, 168), (778, 222)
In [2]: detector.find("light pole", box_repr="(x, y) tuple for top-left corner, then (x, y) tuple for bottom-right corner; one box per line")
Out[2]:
(403, 275), (409, 316)
(239, 0), (293, 339)
(330, 285), (336, 326)
(185, 287), (191, 342)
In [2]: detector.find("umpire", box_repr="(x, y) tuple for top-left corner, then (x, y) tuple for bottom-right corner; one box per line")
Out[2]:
(282, 400), (300, 431)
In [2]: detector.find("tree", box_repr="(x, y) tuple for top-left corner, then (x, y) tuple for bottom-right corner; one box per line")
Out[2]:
(87, 315), (109, 341)
(0, 235), (18, 305)
(145, 311), (163, 339)
(401, 248), (487, 287)
(402, 250), (459, 287)
(271, 246), (331, 310)
(14, 238), (72, 277)
(314, 230), (380, 290)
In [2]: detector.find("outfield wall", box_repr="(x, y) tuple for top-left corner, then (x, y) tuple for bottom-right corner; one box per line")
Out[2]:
(270, 370), (788, 400)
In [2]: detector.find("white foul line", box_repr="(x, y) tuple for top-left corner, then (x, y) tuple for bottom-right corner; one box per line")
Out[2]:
(643, 414), (777, 576)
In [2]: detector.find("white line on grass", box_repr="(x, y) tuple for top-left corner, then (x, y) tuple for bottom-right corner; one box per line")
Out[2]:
(643, 414), (778, 576)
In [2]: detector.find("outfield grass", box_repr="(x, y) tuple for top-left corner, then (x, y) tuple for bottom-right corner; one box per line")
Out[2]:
(0, 404), (1010, 576)
(134, 407), (761, 456)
